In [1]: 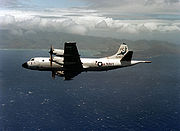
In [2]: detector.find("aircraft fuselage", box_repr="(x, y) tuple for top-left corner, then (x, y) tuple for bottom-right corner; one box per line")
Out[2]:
(22, 57), (149, 72)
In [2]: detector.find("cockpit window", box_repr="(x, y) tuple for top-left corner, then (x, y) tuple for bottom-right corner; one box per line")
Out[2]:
(30, 58), (34, 61)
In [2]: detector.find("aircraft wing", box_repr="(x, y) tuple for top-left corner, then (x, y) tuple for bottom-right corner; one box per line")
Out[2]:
(63, 42), (83, 80)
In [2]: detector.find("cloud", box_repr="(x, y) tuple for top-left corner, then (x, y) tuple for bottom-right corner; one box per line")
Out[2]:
(0, 0), (27, 8)
(0, 15), (15, 25)
(80, 0), (180, 18)
(0, 9), (180, 43)
(145, 0), (179, 5)
(0, 0), (18, 6)
(95, 20), (108, 29)
(84, 0), (180, 7)
(0, 9), (91, 35)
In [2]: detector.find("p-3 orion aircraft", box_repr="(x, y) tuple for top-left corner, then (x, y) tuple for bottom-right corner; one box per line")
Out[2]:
(22, 42), (151, 80)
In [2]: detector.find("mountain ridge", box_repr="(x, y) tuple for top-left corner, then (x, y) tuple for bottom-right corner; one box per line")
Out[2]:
(0, 30), (179, 58)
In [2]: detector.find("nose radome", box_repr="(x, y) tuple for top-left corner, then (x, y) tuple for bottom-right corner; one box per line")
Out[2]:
(22, 62), (28, 68)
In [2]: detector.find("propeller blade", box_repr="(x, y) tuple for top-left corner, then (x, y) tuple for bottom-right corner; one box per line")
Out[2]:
(52, 71), (55, 79)
(49, 45), (53, 54)
(49, 45), (53, 67)
(49, 45), (55, 79)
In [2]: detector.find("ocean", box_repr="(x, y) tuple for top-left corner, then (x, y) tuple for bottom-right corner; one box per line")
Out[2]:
(0, 50), (180, 131)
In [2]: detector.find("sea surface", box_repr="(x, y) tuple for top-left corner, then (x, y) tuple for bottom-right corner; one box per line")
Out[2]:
(0, 50), (180, 131)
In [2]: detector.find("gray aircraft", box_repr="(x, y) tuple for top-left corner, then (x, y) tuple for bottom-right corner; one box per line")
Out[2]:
(22, 42), (151, 80)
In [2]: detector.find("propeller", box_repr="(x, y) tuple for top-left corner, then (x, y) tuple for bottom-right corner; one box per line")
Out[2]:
(49, 45), (55, 79)
(49, 45), (53, 67)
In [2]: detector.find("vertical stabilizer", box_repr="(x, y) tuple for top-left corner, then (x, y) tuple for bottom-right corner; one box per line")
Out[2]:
(108, 43), (129, 59)
(116, 43), (128, 56)
(121, 51), (133, 61)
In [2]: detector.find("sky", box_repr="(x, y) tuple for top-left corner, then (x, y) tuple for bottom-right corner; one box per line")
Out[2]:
(0, 0), (180, 44)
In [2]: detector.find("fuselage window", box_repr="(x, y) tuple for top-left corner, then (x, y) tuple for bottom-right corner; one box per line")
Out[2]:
(42, 60), (44, 62)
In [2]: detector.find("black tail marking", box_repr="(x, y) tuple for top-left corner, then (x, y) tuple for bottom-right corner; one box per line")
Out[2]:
(121, 51), (133, 61)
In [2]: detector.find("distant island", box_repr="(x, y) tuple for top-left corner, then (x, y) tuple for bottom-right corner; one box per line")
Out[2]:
(0, 30), (179, 58)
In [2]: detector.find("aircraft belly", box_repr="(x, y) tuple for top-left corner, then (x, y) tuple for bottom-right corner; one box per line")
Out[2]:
(83, 65), (124, 71)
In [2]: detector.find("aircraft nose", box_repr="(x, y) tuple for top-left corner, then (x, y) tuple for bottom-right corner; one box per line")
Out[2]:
(22, 62), (28, 68)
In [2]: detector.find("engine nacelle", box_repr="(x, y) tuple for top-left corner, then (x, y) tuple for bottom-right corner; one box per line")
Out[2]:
(53, 57), (64, 65)
(53, 49), (64, 56)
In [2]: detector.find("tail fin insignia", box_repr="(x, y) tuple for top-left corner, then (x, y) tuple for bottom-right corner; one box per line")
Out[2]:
(116, 43), (128, 56)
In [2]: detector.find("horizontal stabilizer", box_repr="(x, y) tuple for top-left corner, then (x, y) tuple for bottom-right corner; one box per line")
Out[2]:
(144, 61), (152, 63)
(121, 51), (133, 61)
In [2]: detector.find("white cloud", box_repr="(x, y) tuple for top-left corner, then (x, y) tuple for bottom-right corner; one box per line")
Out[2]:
(0, 9), (180, 43)
(0, 15), (15, 25)
(95, 20), (108, 29)
(1, 9), (180, 32)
